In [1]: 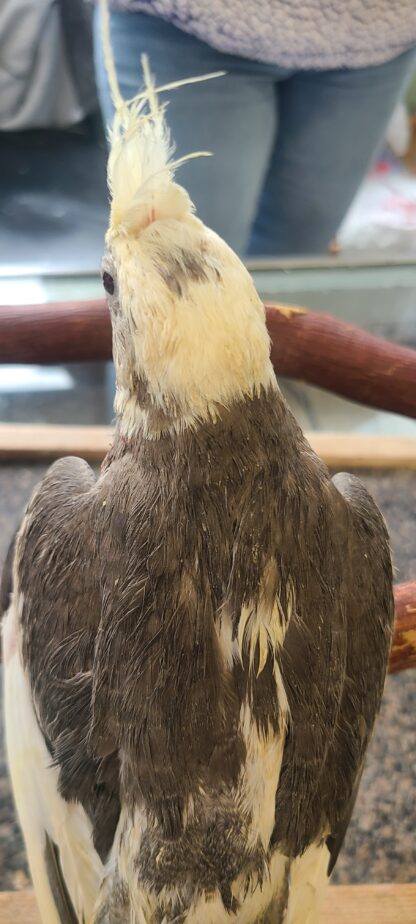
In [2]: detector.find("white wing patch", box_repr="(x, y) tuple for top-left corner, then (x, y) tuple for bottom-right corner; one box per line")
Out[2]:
(235, 588), (290, 853)
(237, 572), (293, 678)
(285, 843), (330, 924)
(172, 851), (289, 924)
(3, 602), (103, 924)
(238, 702), (286, 851)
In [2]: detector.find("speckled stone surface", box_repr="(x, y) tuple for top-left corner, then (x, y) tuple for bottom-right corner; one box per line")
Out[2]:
(0, 463), (414, 890)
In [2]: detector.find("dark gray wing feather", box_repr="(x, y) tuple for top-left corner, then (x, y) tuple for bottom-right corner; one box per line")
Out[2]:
(13, 457), (121, 860)
(44, 834), (79, 924)
(325, 472), (394, 872)
(1, 529), (18, 620)
(272, 468), (393, 873)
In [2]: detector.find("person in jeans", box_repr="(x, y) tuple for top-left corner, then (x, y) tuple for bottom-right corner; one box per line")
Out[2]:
(93, 2), (416, 256)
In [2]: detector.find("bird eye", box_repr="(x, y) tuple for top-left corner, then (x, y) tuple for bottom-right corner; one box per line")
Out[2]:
(102, 271), (115, 295)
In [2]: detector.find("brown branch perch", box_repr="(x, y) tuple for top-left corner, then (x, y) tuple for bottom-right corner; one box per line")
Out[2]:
(390, 581), (416, 673)
(0, 300), (112, 364)
(265, 304), (416, 419)
(1, 300), (415, 418)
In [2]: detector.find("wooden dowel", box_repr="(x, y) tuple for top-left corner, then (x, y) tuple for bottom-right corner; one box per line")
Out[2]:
(1, 300), (415, 418)
(0, 425), (415, 470)
(1, 884), (416, 924)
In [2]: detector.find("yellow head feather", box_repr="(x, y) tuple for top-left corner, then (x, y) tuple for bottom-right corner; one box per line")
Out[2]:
(99, 0), (277, 438)
(99, 0), (223, 234)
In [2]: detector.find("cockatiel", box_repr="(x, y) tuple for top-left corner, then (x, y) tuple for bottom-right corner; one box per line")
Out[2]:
(2, 7), (394, 924)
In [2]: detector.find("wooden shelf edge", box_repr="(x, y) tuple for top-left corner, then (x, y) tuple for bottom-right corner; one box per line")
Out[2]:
(0, 884), (414, 924)
(0, 424), (415, 469)
(0, 424), (113, 463)
(306, 432), (416, 469)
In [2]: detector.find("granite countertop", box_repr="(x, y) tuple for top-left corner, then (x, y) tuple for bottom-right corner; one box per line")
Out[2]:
(0, 463), (414, 890)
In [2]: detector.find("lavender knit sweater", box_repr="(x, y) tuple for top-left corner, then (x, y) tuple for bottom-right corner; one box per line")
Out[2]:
(110, 1), (416, 69)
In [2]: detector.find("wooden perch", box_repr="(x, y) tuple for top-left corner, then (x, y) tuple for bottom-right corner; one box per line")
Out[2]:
(1, 884), (416, 924)
(0, 299), (112, 364)
(1, 300), (415, 418)
(390, 582), (416, 673)
(265, 304), (416, 419)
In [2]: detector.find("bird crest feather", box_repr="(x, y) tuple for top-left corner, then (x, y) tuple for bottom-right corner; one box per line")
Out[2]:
(99, 0), (223, 234)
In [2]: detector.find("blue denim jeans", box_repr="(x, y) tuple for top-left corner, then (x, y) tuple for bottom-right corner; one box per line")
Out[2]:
(93, 8), (415, 256)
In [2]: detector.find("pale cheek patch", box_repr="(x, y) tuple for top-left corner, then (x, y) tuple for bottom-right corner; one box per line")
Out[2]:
(2, 606), (17, 665)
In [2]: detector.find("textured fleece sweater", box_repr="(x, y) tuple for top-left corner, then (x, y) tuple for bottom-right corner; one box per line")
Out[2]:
(110, 1), (416, 69)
